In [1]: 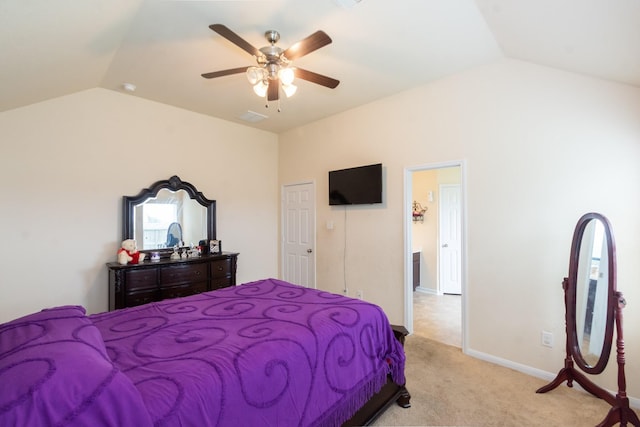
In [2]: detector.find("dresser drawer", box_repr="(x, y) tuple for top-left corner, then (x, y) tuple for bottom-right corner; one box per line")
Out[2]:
(211, 259), (231, 279)
(211, 277), (232, 290)
(160, 282), (208, 300)
(160, 263), (207, 286)
(125, 269), (157, 291)
(125, 289), (156, 307)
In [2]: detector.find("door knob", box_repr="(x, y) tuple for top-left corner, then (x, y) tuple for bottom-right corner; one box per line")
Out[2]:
(442, 243), (448, 248)
(307, 249), (313, 253)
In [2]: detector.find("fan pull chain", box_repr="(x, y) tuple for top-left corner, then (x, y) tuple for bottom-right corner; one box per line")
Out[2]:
(262, 93), (283, 112)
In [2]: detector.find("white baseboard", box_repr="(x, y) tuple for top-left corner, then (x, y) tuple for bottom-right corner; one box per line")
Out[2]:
(464, 347), (640, 410)
(415, 286), (438, 295)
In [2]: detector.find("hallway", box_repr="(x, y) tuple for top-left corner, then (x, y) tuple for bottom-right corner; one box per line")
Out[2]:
(412, 291), (461, 348)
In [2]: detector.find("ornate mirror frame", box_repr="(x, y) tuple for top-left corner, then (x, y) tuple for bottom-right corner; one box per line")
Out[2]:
(567, 212), (616, 374)
(122, 175), (216, 250)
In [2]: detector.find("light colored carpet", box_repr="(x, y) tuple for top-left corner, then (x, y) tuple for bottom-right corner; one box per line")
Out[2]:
(369, 291), (622, 426)
(412, 292), (461, 348)
(372, 335), (614, 426)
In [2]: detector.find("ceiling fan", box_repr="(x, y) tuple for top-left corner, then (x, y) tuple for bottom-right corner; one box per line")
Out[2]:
(201, 24), (340, 104)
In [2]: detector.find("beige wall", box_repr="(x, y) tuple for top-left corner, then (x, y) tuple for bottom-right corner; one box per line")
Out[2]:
(279, 59), (640, 398)
(0, 88), (279, 321)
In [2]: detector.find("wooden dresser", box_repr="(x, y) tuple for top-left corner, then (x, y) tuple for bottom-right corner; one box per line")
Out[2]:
(107, 252), (238, 310)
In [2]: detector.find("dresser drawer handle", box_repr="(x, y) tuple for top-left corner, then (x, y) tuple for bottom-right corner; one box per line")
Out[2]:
(217, 266), (223, 271)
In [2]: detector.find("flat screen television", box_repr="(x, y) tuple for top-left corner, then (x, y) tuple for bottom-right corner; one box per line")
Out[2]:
(328, 163), (383, 205)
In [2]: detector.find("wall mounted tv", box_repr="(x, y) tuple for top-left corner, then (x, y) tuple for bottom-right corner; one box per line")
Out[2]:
(328, 163), (383, 205)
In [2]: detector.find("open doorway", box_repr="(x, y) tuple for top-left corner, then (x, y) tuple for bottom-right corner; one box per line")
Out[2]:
(404, 162), (466, 350)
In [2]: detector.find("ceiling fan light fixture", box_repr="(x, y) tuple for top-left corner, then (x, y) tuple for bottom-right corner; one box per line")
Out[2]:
(246, 67), (263, 85)
(282, 83), (297, 98)
(203, 24), (339, 105)
(278, 67), (295, 85)
(253, 80), (268, 97)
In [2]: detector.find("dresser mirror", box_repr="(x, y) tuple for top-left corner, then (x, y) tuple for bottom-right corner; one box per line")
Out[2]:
(123, 175), (216, 251)
(537, 212), (639, 426)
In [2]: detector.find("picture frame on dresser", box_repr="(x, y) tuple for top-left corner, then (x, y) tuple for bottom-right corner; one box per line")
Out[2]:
(210, 239), (221, 254)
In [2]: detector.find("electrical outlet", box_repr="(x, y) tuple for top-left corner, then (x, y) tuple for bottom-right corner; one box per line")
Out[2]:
(541, 331), (554, 348)
(355, 290), (363, 300)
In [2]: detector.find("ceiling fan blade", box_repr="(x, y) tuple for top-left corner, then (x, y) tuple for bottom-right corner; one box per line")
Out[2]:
(295, 68), (340, 89)
(283, 30), (332, 61)
(267, 78), (279, 101)
(209, 24), (261, 57)
(201, 67), (247, 79)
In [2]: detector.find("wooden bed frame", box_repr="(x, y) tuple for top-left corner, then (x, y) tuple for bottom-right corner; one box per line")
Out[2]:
(343, 325), (411, 426)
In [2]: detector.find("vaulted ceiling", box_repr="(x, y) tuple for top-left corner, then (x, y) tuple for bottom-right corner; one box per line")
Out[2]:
(2, 0), (638, 133)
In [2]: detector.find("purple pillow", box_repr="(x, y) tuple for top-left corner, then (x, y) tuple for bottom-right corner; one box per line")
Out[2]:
(0, 306), (152, 426)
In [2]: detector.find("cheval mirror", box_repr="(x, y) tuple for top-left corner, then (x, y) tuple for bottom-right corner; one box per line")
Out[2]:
(537, 212), (639, 426)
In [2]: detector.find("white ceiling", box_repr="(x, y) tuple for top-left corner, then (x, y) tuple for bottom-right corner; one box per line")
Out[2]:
(1, 0), (638, 133)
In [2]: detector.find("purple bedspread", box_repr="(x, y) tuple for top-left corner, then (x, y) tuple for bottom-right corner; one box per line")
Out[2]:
(0, 305), (153, 427)
(0, 279), (404, 426)
(90, 278), (405, 427)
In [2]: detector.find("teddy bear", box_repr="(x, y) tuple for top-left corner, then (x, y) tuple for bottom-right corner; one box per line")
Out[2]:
(117, 239), (146, 265)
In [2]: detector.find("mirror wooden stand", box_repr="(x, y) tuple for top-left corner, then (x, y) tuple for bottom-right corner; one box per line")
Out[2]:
(536, 213), (639, 426)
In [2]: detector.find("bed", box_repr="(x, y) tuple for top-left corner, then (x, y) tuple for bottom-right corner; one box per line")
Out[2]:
(1, 278), (409, 426)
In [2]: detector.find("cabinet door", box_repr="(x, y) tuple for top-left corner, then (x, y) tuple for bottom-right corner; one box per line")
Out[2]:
(412, 252), (420, 290)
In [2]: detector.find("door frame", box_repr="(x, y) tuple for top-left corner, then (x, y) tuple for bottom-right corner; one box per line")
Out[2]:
(403, 160), (468, 352)
(280, 181), (317, 288)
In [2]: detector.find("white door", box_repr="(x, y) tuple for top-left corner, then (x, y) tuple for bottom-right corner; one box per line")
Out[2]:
(282, 183), (316, 288)
(439, 184), (462, 294)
